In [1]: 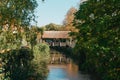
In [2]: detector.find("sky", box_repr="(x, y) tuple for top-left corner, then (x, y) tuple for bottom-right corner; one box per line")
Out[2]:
(32, 0), (80, 27)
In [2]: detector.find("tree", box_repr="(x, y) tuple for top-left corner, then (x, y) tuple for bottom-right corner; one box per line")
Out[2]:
(74, 0), (120, 80)
(0, 0), (38, 28)
(1, 48), (34, 80)
(0, 0), (39, 51)
(0, 29), (22, 51)
(43, 23), (62, 31)
(0, 1), (48, 80)
(32, 43), (50, 80)
(63, 7), (77, 31)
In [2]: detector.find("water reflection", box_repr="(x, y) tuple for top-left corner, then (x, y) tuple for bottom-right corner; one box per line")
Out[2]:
(47, 64), (91, 80)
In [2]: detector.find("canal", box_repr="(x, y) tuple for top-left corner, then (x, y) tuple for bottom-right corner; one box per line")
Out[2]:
(47, 63), (91, 80)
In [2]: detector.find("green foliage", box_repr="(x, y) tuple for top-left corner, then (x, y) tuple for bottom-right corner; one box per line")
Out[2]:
(0, 31), (22, 50)
(74, 0), (120, 80)
(0, 0), (48, 80)
(0, 43), (50, 80)
(33, 43), (50, 63)
(1, 48), (34, 80)
(43, 23), (63, 31)
(36, 27), (44, 35)
(0, 0), (38, 26)
(32, 43), (50, 80)
(24, 26), (39, 50)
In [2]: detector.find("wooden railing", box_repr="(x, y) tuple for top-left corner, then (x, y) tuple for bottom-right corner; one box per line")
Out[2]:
(47, 42), (70, 47)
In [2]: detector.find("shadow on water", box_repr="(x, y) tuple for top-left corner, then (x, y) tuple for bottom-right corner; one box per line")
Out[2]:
(46, 63), (91, 80)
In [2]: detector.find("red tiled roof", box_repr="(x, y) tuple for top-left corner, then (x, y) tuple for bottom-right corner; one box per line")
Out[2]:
(42, 31), (71, 39)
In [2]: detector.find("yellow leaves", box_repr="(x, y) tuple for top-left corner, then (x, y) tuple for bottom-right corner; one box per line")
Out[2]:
(0, 49), (10, 54)
(0, 50), (5, 54)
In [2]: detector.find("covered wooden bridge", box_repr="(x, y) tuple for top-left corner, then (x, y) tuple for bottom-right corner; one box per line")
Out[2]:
(42, 31), (75, 47)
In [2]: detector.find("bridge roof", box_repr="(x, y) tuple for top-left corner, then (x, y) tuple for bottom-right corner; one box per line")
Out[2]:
(42, 31), (71, 39)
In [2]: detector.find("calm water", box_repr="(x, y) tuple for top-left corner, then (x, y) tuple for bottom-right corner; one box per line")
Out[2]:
(47, 63), (91, 80)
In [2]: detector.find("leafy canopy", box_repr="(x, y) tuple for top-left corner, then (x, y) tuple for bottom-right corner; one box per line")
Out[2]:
(0, 0), (38, 27)
(74, 0), (120, 80)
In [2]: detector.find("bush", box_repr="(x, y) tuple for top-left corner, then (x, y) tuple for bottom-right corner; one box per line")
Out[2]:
(31, 43), (50, 80)
(1, 43), (50, 80)
(1, 47), (33, 80)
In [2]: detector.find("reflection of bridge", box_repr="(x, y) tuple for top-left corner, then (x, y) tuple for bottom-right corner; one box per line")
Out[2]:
(49, 46), (74, 64)
(42, 31), (76, 47)
(49, 53), (71, 64)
